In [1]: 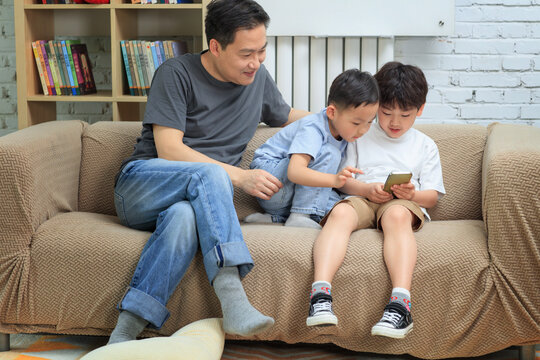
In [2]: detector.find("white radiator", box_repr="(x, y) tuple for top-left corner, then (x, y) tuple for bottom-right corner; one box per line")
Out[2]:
(264, 36), (394, 112)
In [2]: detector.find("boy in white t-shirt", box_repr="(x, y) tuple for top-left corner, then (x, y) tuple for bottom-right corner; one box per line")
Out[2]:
(306, 62), (445, 340)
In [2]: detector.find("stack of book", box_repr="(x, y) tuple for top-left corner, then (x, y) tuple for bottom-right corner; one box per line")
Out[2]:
(40, 1), (76, 4)
(31, 40), (97, 96)
(120, 39), (187, 96)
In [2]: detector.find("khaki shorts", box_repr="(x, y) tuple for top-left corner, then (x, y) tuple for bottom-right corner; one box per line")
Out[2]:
(321, 197), (425, 231)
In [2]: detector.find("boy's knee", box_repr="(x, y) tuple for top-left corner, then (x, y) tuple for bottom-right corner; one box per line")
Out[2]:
(381, 205), (413, 226)
(328, 203), (357, 224)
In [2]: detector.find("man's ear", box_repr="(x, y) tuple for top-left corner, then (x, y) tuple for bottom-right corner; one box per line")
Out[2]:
(326, 104), (336, 120)
(416, 103), (426, 117)
(208, 39), (221, 57)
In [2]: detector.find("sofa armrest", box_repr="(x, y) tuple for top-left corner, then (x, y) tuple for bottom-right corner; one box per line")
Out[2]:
(482, 123), (540, 332)
(0, 121), (86, 256)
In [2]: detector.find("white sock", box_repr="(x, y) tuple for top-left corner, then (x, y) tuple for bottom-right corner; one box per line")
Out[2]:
(285, 213), (321, 229)
(244, 212), (273, 224)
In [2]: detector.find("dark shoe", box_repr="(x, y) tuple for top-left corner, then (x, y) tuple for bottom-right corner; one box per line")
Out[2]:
(371, 302), (413, 338)
(306, 293), (338, 326)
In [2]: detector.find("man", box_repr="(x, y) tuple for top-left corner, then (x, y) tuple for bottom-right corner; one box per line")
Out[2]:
(108, 0), (309, 344)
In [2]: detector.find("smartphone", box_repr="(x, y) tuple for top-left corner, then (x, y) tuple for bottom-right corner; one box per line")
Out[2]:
(383, 171), (413, 194)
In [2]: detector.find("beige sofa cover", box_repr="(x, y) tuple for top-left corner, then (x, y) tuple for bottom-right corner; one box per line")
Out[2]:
(0, 120), (538, 359)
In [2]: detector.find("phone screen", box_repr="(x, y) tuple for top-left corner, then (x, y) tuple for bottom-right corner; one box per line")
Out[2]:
(383, 172), (412, 194)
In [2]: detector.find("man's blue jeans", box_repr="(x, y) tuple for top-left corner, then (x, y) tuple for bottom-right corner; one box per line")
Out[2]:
(114, 159), (254, 329)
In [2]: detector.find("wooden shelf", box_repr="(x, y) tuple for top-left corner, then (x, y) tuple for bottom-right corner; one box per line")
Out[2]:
(15, 0), (208, 128)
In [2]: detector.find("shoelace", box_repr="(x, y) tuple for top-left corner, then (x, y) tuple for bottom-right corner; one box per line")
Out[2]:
(313, 301), (332, 313)
(380, 310), (401, 326)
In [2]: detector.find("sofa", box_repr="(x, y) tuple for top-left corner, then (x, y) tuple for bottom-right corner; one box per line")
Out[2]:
(0, 120), (538, 359)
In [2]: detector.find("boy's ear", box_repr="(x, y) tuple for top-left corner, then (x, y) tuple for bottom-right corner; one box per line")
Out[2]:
(416, 103), (426, 117)
(326, 104), (336, 120)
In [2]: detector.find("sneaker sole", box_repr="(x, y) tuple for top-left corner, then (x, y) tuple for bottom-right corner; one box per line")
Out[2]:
(306, 314), (338, 327)
(371, 323), (413, 339)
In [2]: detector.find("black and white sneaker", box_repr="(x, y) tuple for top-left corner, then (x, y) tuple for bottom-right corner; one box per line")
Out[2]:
(371, 302), (413, 338)
(306, 293), (338, 326)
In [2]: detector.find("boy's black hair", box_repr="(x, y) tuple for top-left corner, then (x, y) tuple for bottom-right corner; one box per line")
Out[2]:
(374, 61), (428, 110)
(327, 69), (379, 109)
(205, 0), (270, 50)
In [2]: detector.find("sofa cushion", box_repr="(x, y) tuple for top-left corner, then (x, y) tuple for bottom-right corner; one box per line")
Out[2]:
(78, 122), (486, 221)
(22, 213), (500, 358)
(79, 122), (142, 215)
(416, 124), (487, 221)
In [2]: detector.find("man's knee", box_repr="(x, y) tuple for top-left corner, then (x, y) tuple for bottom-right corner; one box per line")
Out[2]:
(193, 163), (232, 190)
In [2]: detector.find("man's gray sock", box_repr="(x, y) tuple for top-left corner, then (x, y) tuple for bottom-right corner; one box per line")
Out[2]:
(213, 266), (274, 336)
(285, 213), (321, 229)
(107, 310), (149, 345)
(244, 212), (273, 224)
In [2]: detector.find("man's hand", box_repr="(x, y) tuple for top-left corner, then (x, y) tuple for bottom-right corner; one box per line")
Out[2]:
(333, 166), (363, 188)
(237, 169), (283, 200)
(365, 182), (394, 204)
(391, 182), (416, 201)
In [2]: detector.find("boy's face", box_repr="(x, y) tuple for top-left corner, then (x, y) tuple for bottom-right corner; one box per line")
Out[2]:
(377, 103), (425, 139)
(211, 24), (267, 86)
(327, 102), (379, 142)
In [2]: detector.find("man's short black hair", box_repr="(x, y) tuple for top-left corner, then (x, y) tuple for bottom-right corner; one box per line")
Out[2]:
(205, 0), (270, 49)
(374, 61), (428, 110)
(327, 69), (379, 109)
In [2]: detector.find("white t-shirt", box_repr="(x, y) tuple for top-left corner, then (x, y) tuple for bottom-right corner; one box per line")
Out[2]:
(340, 122), (446, 220)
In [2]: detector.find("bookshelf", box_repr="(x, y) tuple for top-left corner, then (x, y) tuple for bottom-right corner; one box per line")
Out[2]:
(15, 0), (209, 129)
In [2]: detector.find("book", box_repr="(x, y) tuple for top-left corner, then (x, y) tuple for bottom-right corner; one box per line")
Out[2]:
(48, 40), (67, 95)
(70, 43), (97, 95)
(154, 40), (163, 66)
(60, 40), (77, 95)
(171, 40), (187, 57)
(66, 40), (82, 95)
(31, 41), (49, 96)
(150, 41), (160, 70)
(55, 41), (72, 95)
(132, 40), (147, 96)
(137, 40), (150, 94)
(157, 40), (166, 63)
(144, 41), (155, 85)
(39, 41), (56, 95)
(120, 40), (135, 96)
(128, 41), (143, 96)
(44, 42), (62, 95)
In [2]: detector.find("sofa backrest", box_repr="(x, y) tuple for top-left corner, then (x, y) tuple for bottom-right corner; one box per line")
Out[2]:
(79, 122), (487, 221)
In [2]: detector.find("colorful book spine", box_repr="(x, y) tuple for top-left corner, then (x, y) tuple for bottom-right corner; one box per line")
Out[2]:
(70, 43), (97, 95)
(66, 40), (81, 95)
(128, 41), (142, 96)
(137, 40), (150, 94)
(45, 42), (62, 95)
(132, 40), (147, 96)
(61, 40), (77, 95)
(39, 41), (56, 96)
(157, 40), (166, 63)
(150, 41), (159, 70)
(48, 40), (67, 95)
(31, 41), (49, 96)
(120, 40), (135, 96)
(154, 40), (163, 66)
(55, 41), (71, 96)
(144, 41), (155, 84)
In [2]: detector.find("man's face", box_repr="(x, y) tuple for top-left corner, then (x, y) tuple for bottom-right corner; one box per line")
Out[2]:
(214, 24), (267, 85)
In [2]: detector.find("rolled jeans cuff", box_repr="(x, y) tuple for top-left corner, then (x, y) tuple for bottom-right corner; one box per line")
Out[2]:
(118, 287), (170, 329)
(204, 241), (254, 284)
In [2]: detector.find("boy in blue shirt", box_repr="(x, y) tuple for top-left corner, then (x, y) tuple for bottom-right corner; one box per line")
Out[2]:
(245, 69), (379, 228)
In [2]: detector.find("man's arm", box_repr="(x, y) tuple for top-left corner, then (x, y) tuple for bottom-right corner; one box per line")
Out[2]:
(153, 124), (282, 200)
(281, 108), (311, 127)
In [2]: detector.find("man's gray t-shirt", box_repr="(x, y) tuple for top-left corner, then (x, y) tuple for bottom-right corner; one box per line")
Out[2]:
(119, 52), (291, 172)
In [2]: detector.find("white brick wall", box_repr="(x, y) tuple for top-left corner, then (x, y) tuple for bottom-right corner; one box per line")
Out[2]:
(396, 1), (540, 127)
(1, 0), (539, 135)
